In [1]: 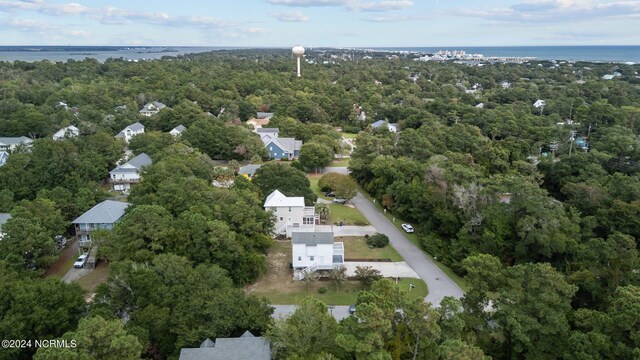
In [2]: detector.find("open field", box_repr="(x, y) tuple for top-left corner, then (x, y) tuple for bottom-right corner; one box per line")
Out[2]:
(246, 242), (426, 305)
(339, 236), (402, 261)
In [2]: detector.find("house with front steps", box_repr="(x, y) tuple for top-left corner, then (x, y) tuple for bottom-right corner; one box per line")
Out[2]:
(292, 231), (344, 280)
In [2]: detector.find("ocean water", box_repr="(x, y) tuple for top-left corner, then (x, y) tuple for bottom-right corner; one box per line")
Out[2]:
(0, 45), (638, 63)
(0, 46), (238, 63)
(369, 46), (640, 63)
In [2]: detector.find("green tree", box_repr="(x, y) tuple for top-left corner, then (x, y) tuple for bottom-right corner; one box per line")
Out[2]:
(267, 297), (339, 359)
(34, 316), (143, 360)
(253, 162), (317, 206)
(299, 142), (333, 173)
(335, 175), (358, 202)
(354, 265), (382, 287)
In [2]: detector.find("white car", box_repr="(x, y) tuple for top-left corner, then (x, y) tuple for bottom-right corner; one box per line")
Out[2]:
(401, 224), (414, 233)
(73, 253), (88, 268)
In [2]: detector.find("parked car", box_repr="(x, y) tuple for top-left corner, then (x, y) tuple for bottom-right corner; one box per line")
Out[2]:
(324, 191), (336, 197)
(401, 223), (414, 233)
(333, 198), (346, 204)
(73, 253), (88, 268)
(54, 235), (67, 251)
(349, 304), (356, 315)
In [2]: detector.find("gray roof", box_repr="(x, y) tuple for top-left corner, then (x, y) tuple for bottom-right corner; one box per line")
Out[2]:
(0, 136), (32, 146)
(179, 331), (271, 360)
(371, 120), (387, 128)
(0, 213), (11, 231)
(110, 153), (152, 174)
(271, 137), (302, 153)
(172, 124), (187, 133)
(127, 122), (145, 131)
(256, 112), (274, 119)
(292, 231), (334, 246)
(72, 200), (129, 225)
(256, 128), (279, 133)
(239, 164), (262, 176)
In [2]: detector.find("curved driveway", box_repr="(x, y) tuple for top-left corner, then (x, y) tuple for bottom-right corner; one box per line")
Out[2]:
(351, 192), (464, 305)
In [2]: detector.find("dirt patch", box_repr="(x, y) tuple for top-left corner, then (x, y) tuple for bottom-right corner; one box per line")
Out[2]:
(44, 240), (79, 278)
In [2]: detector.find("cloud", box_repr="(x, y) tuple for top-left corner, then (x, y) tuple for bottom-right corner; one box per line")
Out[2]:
(0, 1), (269, 39)
(267, 0), (413, 12)
(270, 10), (310, 21)
(448, 0), (640, 23)
(363, 13), (430, 21)
(348, 0), (413, 11)
(267, 0), (347, 6)
(1, 17), (56, 31)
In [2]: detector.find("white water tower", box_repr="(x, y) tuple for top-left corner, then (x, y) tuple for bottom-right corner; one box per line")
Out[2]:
(292, 45), (305, 77)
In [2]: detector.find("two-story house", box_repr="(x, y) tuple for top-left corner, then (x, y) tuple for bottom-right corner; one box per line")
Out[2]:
(265, 138), (302, 160)
(72, 200), (129, 248)
(292, 231), (344, 280)
(115, 122), (145, 143)
(52, 125), (80, 140)
(139, 101), (167, 117)
(264, 190), (316, 237)
(109, 153), (153, 191)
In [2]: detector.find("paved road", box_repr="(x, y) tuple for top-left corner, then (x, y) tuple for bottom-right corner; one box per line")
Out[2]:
(316, 224), (376, 237)
(272, 305), (352, 321)
(351, 192), (464, 305)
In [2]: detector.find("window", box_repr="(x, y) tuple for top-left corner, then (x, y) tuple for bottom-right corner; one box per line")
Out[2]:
(310, 256), (314, 261)
(269, 146), (273, 151)
(288, 207), (291, 212)
(303, 217), (314, 225)
(279, 217), (283, 221)
(298, 256), (301, 261)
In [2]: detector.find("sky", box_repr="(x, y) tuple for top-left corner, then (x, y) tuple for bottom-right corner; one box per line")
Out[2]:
(0, 0), (639, 46)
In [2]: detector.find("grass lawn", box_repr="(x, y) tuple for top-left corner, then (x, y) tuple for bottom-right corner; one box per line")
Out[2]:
(246, 242), (427, 305)
(330, 158), (351, 167)
(356, 185), (470, 292)
(327, 204), (369, 225)
(308, 174), (326, 199)
(341, 133), (359, 139)
(339, 236), (402, 262)
(76, 261), (110, 292)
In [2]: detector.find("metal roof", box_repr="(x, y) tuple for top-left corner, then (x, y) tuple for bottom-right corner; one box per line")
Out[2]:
(0, 136), (32, 146)
(171, 124), (187, 133)
(72, 200), (129, 224)
(292, 231), (334, 245)
(264, 190), (305, 208)
(178, 332), (270, 360)
(110, 153), (152, 174)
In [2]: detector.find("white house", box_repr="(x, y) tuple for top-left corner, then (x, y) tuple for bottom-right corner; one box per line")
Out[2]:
(169, 124), (186, 137)
(371, 120), (398, 133)
(256, 128), (280, 145)
(0, 136), (33, 152)
(115, 122), (145, 143)
(139, 101), (167, 117)
(292, 231), (344, 280)
(0, 213), (10, 240)
(109, 153), (152, 191)
(533, 100), (546, 108)
(264, 190), (316, 238)
(52, 125), (80, 140)
(0, 151), (8, 167)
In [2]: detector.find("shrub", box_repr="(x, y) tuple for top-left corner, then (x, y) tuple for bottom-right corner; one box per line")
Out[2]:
(354, 266), (382, 287)
(366, 233), (389, 248)
(318, 287), (328, 294)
